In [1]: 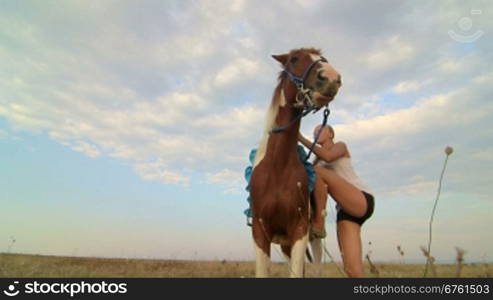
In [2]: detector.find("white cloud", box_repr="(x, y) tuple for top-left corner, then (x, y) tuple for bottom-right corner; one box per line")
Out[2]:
(365, 36), (416, 70)
(207, 168), (242, 184)
(471, 149), (493, 162)
(294, 0), (323, 10)
(214, 58), (260, 87)
(331, 72), (493, 200)
(386, 179), (437, 198)
(1, 1), (492, 201)
(134, 160), (190, 185)
(392, 80), (422, 94)
(206, 168), (243, 194)
(71, 141), (101, 158)
(440, 60), (462, 73)
(335, 93), (450, 141)
(230, 0), (247, 12)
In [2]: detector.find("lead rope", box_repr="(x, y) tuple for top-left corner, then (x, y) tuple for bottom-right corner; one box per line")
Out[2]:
(304, 106), (330, 162)
(270, 106), (315, 134)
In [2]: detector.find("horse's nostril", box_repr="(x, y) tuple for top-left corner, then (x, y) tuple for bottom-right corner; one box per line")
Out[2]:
(336, 75), (342, 85)
(317, 70), (326, 81)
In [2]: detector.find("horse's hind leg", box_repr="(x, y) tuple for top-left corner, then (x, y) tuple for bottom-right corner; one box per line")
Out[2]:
(290, 233), (309, 277)
(310, 238), (323, 277)
(310, 238), (323, 263)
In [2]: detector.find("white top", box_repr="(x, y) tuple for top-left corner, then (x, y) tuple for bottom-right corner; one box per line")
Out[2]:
(318, 156), (371, 194)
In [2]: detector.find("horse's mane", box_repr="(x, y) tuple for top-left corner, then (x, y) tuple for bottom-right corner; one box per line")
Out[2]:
(270, 83), (283, 108)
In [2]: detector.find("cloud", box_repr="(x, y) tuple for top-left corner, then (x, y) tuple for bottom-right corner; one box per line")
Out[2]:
(365, 36), (416, 70)
(70, 141), (101, 158)
(392, 80), (422, 94)
(206, 168), (243, 194)
(330, 71), (493, 199)
(134, 159), (190, 185)
(471, 148), (493, 162)
(214, 58), (260, 88)
(0, 0), (492, 200)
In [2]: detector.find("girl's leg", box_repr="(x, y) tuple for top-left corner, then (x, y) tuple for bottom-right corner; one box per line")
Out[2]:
(337, 220), (364, 277)
(313, 165), (367, 218)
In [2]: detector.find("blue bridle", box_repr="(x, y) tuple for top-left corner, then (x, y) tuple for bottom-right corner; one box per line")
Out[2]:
(283, 56), (327, 90)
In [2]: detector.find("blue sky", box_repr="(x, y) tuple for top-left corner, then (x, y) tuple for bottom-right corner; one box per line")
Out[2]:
(1, 0), (492, 263)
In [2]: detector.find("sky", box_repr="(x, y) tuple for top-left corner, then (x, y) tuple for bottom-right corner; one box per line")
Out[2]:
(1, 0), (492, 264)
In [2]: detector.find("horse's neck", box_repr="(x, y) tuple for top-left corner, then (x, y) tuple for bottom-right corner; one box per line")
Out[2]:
(265, 105), (300, 164)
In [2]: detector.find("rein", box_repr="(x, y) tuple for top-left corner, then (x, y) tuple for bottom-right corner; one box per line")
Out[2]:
(269, 105), (330, 162)
(305, 107), (330, 162)
(269, 106), (318, 134)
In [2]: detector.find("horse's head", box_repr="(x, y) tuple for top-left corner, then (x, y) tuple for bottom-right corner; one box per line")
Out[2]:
(273, 48), (341, 109)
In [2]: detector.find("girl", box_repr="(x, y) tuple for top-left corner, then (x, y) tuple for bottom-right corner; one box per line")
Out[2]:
(298, 125), (374, 277)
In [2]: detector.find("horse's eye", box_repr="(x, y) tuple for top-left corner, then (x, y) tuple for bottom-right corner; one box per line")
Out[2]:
(320, 56), (328, 63)
(290, 57), (299, 64)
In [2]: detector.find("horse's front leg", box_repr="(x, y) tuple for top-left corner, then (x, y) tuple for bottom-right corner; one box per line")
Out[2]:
(255, 243), (270, 278)
(289, 180), (310, 277)
(290, 232), (309, 277)
(253, 219), (271, 278)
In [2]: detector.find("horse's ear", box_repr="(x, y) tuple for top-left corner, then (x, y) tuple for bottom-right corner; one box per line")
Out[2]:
(272, 54), (289, 66)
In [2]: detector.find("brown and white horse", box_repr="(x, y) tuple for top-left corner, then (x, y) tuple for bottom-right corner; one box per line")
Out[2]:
(250, 48), (341, 277)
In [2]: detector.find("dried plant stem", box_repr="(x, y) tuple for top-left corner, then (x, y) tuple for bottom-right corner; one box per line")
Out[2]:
(424, 155), (450, 277)
(397, 245), (405, 264)
(420, 246), (436, 277)
(6, 236), (16, 254)
(455, 247), (465, 277)
(365, 254), (380, 277)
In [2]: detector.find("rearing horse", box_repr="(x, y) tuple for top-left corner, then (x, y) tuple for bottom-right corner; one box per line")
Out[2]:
(250, 48), (341, 277)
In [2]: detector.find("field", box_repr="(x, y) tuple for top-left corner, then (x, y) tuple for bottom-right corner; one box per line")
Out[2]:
(0, 253), (491, 278)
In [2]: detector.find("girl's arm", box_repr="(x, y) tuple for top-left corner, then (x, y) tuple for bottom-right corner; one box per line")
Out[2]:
(298, 133), (347, 163)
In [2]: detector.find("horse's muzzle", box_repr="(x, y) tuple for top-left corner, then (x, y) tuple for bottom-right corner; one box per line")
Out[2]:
(312, 79), (341, 107)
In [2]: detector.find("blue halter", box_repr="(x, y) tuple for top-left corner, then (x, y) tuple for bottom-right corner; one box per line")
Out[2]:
(283, 57), (325, 90)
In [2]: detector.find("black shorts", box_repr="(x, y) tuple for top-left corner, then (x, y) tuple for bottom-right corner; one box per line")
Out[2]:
(336, 191), (374, 226)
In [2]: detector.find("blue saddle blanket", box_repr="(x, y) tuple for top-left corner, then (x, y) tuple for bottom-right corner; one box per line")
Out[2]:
(243, 145), (316, 217)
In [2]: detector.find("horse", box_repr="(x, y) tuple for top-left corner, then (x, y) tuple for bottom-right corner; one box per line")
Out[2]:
(249, 48), (341, 277)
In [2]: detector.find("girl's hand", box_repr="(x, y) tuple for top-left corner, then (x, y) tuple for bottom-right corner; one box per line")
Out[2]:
(298, 133), (311, 147)
(298, 132), (308, 144)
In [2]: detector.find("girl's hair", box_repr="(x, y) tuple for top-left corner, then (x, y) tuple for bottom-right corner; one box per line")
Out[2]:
(312, 125), (335, 166)
(314, 124), (335, 139)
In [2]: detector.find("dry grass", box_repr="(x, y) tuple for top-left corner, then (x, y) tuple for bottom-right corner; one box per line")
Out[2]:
(1, 253), (491, 278)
